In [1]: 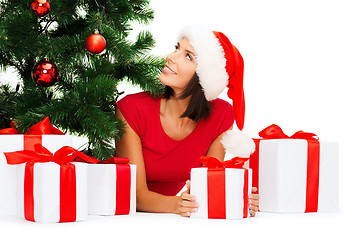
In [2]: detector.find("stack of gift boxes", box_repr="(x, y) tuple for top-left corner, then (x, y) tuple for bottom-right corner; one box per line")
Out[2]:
(0, 118), (339, 222)
(189, 124), (339, 219)
(0, 117), (136, 223)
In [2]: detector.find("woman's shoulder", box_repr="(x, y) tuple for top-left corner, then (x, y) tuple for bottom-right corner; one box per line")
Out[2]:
(117, 91), (159, 107)
(207, 98), (234, 124)
(210, 98), (233, 112)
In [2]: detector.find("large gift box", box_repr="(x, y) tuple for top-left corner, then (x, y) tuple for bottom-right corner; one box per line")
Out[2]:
(5, 145), (97, 223)
(88, 157), (136, 215)
(0, 117), (71, 216)
(190, 157), (252, 219)
(249, 124), (339, 213)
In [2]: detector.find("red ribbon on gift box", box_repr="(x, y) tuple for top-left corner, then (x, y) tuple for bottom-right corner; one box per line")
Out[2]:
(5, 144), (98, 222)
(98, 157), (132, 215)
(0, 116), (64, 151)
(249, 124), (320, 212)
(197, 156), (249, 219)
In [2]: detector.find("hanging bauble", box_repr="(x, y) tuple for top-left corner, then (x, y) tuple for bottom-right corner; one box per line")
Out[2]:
(31, 58), (59, 87)
(85, 30), (106, 54)
(31, 0), (51, 18)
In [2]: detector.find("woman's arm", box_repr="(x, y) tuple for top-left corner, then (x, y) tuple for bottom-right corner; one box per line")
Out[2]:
(205, 126), (233, 160)
(115, 107), (188, 214)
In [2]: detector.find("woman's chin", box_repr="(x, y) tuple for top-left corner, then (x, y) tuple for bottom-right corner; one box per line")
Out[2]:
(159, 74), (170, 86)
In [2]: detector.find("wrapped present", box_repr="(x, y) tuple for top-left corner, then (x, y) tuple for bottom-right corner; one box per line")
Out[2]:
(5, 145), (98, 223)
(88, 157), (136, 215)
(190, 156), (252, 219)
(0, 117), (71, 216)
(249, 124), (339, 213)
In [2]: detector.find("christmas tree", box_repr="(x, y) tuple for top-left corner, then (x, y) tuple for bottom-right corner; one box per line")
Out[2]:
(0, 0), (164, 159)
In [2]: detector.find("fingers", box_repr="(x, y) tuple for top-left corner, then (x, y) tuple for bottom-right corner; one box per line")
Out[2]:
(248, 193), (260, 217)
(252, 187), (257, 193)
(186, 180), (191, 192)
(181, 191), (195, 202)
(249, 208), (257, 217)
(177, 185), (198, 217)
(178, 206), (199, 217)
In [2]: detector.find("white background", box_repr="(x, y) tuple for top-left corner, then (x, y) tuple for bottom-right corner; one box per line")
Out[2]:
(1, 0), (346, 239)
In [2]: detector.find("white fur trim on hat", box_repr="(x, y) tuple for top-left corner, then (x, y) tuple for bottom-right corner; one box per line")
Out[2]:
(178, 25), (229, 101)
(220, 130), (255, 158)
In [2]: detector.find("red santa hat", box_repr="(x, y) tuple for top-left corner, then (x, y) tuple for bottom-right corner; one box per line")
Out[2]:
(178, 25), (245, 130)
(179, 26), (255, 158)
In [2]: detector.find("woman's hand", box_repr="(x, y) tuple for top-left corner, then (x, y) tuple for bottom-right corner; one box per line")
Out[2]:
(176, 180), (199, 217)
(249, 187), (260, 217)
(176, 182), (259, 217)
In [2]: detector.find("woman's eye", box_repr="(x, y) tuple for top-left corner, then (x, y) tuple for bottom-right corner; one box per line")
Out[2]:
(174, 45), (179, 51)
(186, 54), (192, 61)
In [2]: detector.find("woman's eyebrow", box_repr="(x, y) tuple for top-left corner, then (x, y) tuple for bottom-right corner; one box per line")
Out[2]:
(186, 49), (196, 56)
(177, 42), (196, 56)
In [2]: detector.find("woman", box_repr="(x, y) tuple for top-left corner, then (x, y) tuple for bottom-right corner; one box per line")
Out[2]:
(116, 25), (259, 217)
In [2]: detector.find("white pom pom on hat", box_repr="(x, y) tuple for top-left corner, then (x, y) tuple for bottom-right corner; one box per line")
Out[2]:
(220, 130), (255, 158)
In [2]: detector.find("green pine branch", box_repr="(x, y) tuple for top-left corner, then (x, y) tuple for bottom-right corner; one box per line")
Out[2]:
(0, 0), (164, 160)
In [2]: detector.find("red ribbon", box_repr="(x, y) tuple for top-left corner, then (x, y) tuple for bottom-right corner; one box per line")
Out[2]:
(0, 116), (64, 135)
(197, 156), (249, 219)
(249, 124), (320, 212)
(0, 116), (64, 152)
(5, 144), (98, 222)
(98, 157), (132, 215)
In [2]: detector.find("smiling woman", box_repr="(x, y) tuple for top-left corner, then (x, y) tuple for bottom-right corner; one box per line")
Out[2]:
(115, 25), (259, 217)
(159, 38), (197, 92)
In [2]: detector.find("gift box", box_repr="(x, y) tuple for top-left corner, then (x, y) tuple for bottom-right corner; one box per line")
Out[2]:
(0, 117), (71, 216)
(88, 158), (136, 215)
(5, 145), (97, 223)
(190, 157), (252, 220)
(16, 162), (88, 223)
(249, 124), (339, 213)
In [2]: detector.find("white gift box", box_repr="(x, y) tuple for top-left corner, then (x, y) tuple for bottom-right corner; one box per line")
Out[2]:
(0, 135), (72, 216)
(190, 168), (252, 219)
(88, 164), (136, 215)
(17, 162), (88, 223)
(258, 139), (339, 212)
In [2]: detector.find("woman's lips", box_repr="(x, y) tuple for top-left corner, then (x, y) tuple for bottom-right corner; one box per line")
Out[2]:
(162, 66), (176, 75)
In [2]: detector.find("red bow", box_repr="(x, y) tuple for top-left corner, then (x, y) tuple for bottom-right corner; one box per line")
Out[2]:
(259, 124), (318, 140)
(0, 116), (64, 135)
(5, 144), (99, 165)
(198, 156), (249, 169)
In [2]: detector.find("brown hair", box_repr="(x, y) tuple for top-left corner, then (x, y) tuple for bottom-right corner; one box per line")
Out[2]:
(163, 73), (212, 122)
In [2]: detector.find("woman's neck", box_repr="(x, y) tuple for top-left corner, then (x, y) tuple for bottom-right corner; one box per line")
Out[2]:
(160, 95), (197, 138)
(162, 95), (191, 118)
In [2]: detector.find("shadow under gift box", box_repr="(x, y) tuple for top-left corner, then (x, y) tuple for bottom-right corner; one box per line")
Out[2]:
(255, 139), (339, 213)
(16, 162), (88, 223)
(0, 135), (72, 216)
(87, 164), (136, 215)
(190, 168), (252, 219)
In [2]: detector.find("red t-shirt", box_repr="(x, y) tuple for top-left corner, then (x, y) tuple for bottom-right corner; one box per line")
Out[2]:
(116, 91), (234, 196)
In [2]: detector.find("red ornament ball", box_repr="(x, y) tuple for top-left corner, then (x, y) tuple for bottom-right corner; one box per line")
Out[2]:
(31, 58), (59, 87)
(31, 0), (51, 17)
(85, 30), (106, 54)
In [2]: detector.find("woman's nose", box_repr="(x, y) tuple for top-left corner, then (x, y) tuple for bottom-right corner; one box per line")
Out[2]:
(166, 52), (176, 64)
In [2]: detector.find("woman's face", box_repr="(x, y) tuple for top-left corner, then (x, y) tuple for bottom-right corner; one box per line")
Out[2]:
(159, 37), (197, 94)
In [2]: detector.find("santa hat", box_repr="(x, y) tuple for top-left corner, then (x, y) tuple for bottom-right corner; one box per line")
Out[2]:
(178, 25), (245, 130)
(179, 26), (254, 158)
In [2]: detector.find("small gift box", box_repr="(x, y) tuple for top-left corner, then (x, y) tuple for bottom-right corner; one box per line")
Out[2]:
(88, 157), (136, 215)
(5, 145), (98, 223)
(190, 156), (252, 219)
(249, 124), (339, 213)
(0, 117), (71, 216)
